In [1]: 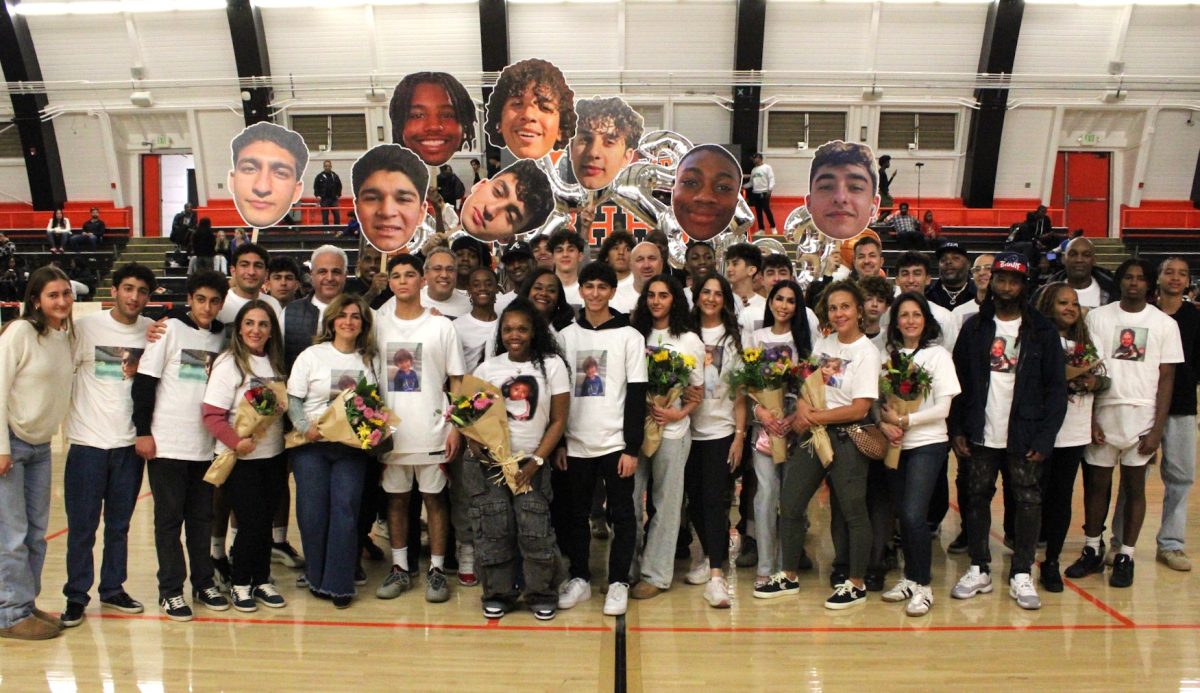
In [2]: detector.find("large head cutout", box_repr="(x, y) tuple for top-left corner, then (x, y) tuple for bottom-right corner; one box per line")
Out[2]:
(569, 96), (643, 191)
(484, 58), (575, 161)
(670, 144), (742, 242)
(352, 144), (430, 254)
(229, 122), (309, 229)
(460, 159), (554, 244)
(805, 140), (882, 241)
(389, 72), (477, 167)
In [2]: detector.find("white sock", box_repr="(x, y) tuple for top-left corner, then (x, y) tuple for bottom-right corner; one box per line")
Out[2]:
(392, 548), (408, 571)
(272, 527), (287, 544)
(1119, 544), (1135, 558)
(1085, 535), (1101, 551)
(211, 538), (227, 560)
(229, 528), (238, 545)
(430, 554), (445, 571)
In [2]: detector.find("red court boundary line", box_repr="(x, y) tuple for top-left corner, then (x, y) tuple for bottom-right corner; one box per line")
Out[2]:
(94, 612), (611, 633)
(629, 623), (1171, 634)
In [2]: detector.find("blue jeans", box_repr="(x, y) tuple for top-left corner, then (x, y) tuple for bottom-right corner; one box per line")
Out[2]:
(1112, 415), (1197, 552)
(63, 444), (145, 605)
(291, 443), (368, 598)
(886, 443), (948, 585)
(0, 434), (52, 628)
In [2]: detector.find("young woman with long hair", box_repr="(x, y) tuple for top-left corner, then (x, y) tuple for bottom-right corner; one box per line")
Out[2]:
(518, 267), (575, 331)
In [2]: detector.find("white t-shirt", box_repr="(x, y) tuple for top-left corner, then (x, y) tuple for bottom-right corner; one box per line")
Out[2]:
(286, 342), (381, 423)
(953, 299), (982, 323)
(419, 287), (471, 319)
(748, 326), (798, 362)
(453, 313), (498, 372)
(1056, 337), (1094, 448)
(1075, 279), (1102, 310)
(203, 353), (285, 460)
(1085, 302), (1184, 408)
(610, 274), (639, 315)
(692, 325), (743, 441)
(877, 301), (960, 352)
(749, 163), (775, 194)
(374, 307), (465, 457)
(561, 280), (582, 312)
(217, 290), (282, 326)
(646, 327), (706, 440)
(67, 311), (154, 449)
(889, 346), (959, 449)
(811, 333), (881, 410)
(735, 293), (768, 337)
(495, 291), (517, 313)
(473, 353), (570, 457)
(137, 316), (223, 461)
(559, 320), (648, 457)
(983, 317), (1021, 448)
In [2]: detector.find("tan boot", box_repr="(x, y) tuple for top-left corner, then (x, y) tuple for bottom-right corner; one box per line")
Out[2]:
(630, 581), (663, 600)
(0, 615), (61, 640)
(31, 606), (64, 631)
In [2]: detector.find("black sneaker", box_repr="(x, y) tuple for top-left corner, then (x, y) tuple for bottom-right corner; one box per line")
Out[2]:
(948, 531), (969, 554)
(752, 572), (800, 599)
(482, 600), (511, 619)
(1039, 560), (1064, 593)
(734, 537), (758, 568)
(825, 581), (868, 610)
(271, 542), (305, 569)
(1109, 554), (1135, 588)
(212, 556), (233, 592)
(253, 583), (287, 608)
(60, 601), (86, 628)
(864, 569), (886, 592)
(532, 605), (557, 621)
(332, 595), (353, 609)
(1065, 545), (1105, 579)
(829, 570), (848, 590)
(159, 594), (193, 622)
(231, 585), (257, 613)
(354, 564), (368, 586)
(100, 592), (144, 614)
(193, 586), (230, 611)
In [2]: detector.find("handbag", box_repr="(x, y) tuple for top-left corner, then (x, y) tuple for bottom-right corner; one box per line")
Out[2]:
(840, 423), (887, 461)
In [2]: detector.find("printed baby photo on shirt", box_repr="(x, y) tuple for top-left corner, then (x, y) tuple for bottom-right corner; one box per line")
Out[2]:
(703, 345), (724, 398)
(330, 369), (364, 399)
(387, 344), (423, 393)
(502, 375), (540, 421)
(990, 337), (1018, 373)
(817, 354), (848, 388)
(1111, 326), (1148, 362)
(95, 346), (144, 381)
(180, 349), (217, 383)
(574, 350), (607, 397)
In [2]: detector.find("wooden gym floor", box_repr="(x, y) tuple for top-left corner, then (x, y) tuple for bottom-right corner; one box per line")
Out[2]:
(2, 438), (1199, 691)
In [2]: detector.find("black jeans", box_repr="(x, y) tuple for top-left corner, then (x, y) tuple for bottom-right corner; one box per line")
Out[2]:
(684, 436), (734, 568)
(551, 451), (635, 584)
(750, 192), (776, 231)
(1040, 445), (1086, 563)
(320, 201), (341, 226)
(962, 445), (1042, 579)
(224, 454), (288, 586)
(147, 458), (216, 598)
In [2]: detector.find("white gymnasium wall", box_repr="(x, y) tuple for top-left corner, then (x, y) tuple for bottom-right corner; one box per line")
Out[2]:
(874, 5), (988, 75)
(672, 103), (730, 147)
(198, 110), (251, 201)
(1012, 5), (1125, 75)
(1122, 6), (1200, 77)
(132, 11), (239, 83)
(53, 114), (116, 201)
(625, 2), (736, 72)
(510, 3), (620, 72)
(995, 107), (1056, 199)
(261, 8), (369, 78)
(1142, 110), (1200, 201)
(376, 5), (482, 74)
(25, 14), (133, 87)
(762, 3), (872, 73)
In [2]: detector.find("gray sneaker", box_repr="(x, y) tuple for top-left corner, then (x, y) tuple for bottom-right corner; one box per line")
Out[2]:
(375, 565), (411, 600)
(425, 567), (450, 603)
(1009, 573), (1041, 610)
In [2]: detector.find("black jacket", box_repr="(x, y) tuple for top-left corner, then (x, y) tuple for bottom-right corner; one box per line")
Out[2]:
(949, 302), (1067, 458)
(1044, 268), (1117, 306)
(314, 170), (342, 202)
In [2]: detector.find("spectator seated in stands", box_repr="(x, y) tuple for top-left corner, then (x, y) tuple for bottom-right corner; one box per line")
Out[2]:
(188, 218), (217, 275)
(0, 233), (15, 261)
(339, 211), (360, 238)
(0, 256), (27, 302)
(68, 207), (105, 252)
(47, 208), (70, 255)
(920, 210), (942, 248)
(884, 202), (922, 249)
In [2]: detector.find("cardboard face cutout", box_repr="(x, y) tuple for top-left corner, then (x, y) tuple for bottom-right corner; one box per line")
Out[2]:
(670, 144), (743, 242)
(460, 159), (554, 244)
(804, 140), (882, 241)
(229, 122), (309, 229)
(351, 144), (429, 254)
(484, 58), (575, 161)
(390, 72), (476, 168)
(568, 96), (643, 191)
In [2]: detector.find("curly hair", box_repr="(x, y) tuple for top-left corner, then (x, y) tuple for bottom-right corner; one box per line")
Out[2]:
(484, 58), (576, 152)
(632, 273), (694, 338)
(500, 160), (555, 233)
(389, 71), (477, 152)
(814, 278), (867, 334)
(574, 96), (643, 149)
(810, 140), (878, 195)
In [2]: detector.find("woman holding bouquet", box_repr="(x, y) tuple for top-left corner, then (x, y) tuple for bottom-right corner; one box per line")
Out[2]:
(287, 294), (383, 608)
(1034, 282), (1107, 592)
(202, 300), (288, 613)
(746, 279), (813, 586)
(875, 292), (960, 616)
(755, 280), (880, 610)
(0, 266), (75, 640)
(468, 297), (569, 620)
(628, 274), (704, 600)
(685, 275), (747, 608)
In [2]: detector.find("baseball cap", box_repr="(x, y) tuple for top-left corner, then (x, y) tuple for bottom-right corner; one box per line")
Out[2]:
(992, 252), (1029, 277)
(935, 241), (970, 261)
(501, 241), (534, 263)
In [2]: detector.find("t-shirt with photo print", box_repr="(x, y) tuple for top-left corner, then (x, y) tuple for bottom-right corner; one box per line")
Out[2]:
(1086, 302), (1184, 407)
(136, 316), (223, 461)
(67, 310), (154, 449)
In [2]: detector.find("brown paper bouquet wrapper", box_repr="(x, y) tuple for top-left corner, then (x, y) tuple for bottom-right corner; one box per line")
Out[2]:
(641, 387), (683, 458)
(1065, 359), (1101, 381)
(452, 374), (530, 495)
(285, 389), (398, 451)
(883, 394), (924, 470)
(799, 371), (834, 468)
(205, 381), (288, 487)
(749, 387), (790, 463)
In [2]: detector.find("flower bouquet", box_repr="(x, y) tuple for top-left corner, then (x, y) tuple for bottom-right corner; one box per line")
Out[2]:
(729, 345), (805, 463)
(1065, 340), (1102, 380)
(795, 356), (836, 467)
(641, 345), (697, 457)
(205, 380), (289, 487)
(444, 374), (528, 495)
(879, 352), (934, 469)
(286, 377), (396, 454)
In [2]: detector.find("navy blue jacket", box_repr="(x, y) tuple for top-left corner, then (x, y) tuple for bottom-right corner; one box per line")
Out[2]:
(949, 301), (1067, 458)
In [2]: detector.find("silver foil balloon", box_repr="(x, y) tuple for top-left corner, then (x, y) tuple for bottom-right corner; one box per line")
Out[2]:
(637, 131), (693, 169)
(783, 206), (824, 254)
(654, 209), (687, 269)
(751, 237), (788, 257)
(611, 160), (672, 229)
(527, 153), (614, 239)
(406, 212), (436, 254)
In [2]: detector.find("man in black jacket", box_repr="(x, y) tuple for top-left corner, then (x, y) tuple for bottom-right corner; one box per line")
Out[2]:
(313, 161), (343, 226)
(1042, 237), (1116, 309)
(948, 252), (1067, 611)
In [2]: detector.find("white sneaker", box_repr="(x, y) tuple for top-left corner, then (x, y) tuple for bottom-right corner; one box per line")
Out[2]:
(951, 566), (994, 600)
(557, 577), (592, 610)
(373, 519), (390, 540)
(1009, 573), (1041, 610)
(457, 542), (475, 576)
(685, 558), (711, 585)
(905, 585), (933, 616)
(603, 582), (629, 616)
(882, 578), (918, 603)
(703, 577), (731, 609)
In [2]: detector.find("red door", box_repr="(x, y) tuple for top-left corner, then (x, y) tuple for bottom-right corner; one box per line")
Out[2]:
(1050, 151), (1110, 237)
(141, 154), (161, 237)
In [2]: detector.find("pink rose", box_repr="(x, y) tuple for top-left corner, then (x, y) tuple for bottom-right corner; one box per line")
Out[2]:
(473, 398), (490, 411)
(354, 396), (365, 408)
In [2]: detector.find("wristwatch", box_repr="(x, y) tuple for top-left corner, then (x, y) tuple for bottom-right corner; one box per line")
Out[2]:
(530, 454), (545, 467)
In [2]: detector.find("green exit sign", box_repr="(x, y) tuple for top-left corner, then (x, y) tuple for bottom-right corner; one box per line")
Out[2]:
(1080, 132), (1103, 146)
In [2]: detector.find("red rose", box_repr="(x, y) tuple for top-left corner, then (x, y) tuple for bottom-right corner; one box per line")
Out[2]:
(899, 380), (913, 396)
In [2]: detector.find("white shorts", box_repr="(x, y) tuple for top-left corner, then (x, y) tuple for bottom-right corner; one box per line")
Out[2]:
(1086, 404), (1154, 468)
(381, 453), (447, 494)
